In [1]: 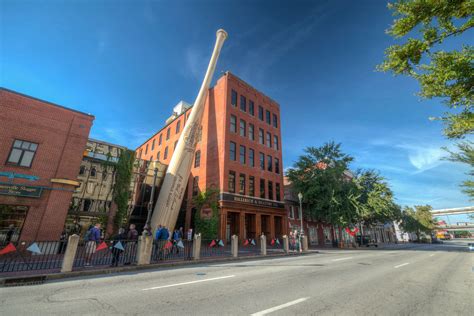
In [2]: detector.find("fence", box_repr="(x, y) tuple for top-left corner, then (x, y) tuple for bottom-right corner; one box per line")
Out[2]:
(0, 234), (297, 277)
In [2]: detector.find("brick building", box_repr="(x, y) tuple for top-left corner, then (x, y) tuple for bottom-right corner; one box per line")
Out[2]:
(136, 72), (287, 242)
(0, 88), (93, 241)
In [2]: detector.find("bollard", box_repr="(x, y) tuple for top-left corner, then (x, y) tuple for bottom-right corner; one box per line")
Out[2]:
(61, 234), (80, 273)
(231, 235), (238, 258)
(260, 234), (267, 256)
(282, 235), (289, 254)
(137, 235), (153, 265)
(192, 233), (201, 260)
(302, 235), (308, 252)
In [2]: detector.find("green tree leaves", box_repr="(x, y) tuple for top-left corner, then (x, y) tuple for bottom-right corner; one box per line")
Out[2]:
(400, 205), (436, 239)
(379, 0), (474, 138)
(445, 141), (474, 198)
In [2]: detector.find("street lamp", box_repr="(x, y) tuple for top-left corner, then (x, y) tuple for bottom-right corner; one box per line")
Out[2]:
(298, 192), (303, 252)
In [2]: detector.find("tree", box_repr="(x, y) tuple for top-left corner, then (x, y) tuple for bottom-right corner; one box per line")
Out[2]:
(355, 170), (402, 226)
(378, 0), (473, 139)
(401, 205), (436, 240)
(445, 141), (474, 198)
(287, 142), (360, 228)
(192, 188), (220, 239)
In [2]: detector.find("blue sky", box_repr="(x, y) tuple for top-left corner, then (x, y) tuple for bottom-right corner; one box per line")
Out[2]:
(1, 0), (472, 212)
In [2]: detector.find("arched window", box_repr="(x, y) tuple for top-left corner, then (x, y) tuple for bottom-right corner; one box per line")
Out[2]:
(79, 165), (85, 175)
(90, 166), (97, 177)
(194, 150), (201, 168)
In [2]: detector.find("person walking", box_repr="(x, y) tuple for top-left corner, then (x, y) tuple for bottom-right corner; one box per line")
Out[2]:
(172, 228), (182, 254)
(124, 224), (138, 265)
(157, 226), (170, 260)
(111, 228), (127, 267)
(5, 224), (15, 245)
(84, 223), (101, 267)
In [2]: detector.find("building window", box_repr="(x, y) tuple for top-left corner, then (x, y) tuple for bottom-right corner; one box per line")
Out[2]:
(273, 114), (278, 128)
(231, 90), (237, 107)
(192, 176), (199, 196)
(240, 145), (246, 164)
(159, 134), (162, 145)
(240, 95), (246, 112)
(157, 151), (161, 161)
(266, 110), (271, 124)
(289, 206), (295, 219)
(260, 179), (265, 199)
(249, 100), (254, 116)
(268, 181), (273, 200)
(176, 120), (181, 134)
(259, 152), (265, 170)
(90, 166), (97, 177)
(240, 119), (246, 137)
(164, 146), (168, 159)
(275, 158), (280, 174)
(166, 128), (171, 140)
(230, 115), (237, 133)
(239, 174), (245, 195)
(267, 156), (273, 172)
(150, 154), (154, 161)
(79, 165), (86, 175)
(230, 142), (236, 161)
(138, 149), (142, 159)
(274, 135), (279, 150)
(145, 144), (149, 155)
(228, 171), (236, 193)
(151, 139), (155, 151)
(249, 148), (255, 167)
(276, 183), (281, 201)
(266, 132), (272, 148)
(258, 106), (264, 121)
(249, 124), (254, 141)
(194, 150), (201, 168)
(249, 176), (255, 196)
(259, 129), (264, 145)
(7, 140), (38, 168)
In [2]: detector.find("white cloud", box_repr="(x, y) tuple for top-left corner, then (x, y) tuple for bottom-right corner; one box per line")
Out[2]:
(406, 146), (444, 172)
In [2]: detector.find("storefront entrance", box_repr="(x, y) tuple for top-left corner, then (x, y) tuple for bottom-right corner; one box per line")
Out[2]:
(245, 213), (256, 239)
(226, 212), (240, 242)
(0, 204), (28, 244)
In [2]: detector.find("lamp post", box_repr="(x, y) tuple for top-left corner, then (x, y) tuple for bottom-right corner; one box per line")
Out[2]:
(145, 166), (159, 227)
(298, 192), (303, 252)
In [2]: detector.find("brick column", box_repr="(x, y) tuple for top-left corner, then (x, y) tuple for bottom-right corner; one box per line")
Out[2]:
(137, 235), (153, 265)
(61, 234), (79, 273)
(282, 235), (289, 254)
(192, 233), (201, 260)
(260, 234), (266, 256)
(239, 212), (245, 239)
(231, 235), (238, 258)
(270, 215), (275, 240)
(255, 214), (262, 237)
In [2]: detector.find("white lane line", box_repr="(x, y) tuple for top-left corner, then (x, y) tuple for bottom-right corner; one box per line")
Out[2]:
(332, 257), (353, 261)
(429, 254), (436, 257)
(251, 297), (309, 316)
(394, 263), (410, 269)
(142, 275), (235, 291)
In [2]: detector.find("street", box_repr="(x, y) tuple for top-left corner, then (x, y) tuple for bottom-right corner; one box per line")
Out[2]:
(1, 241), (472, 315)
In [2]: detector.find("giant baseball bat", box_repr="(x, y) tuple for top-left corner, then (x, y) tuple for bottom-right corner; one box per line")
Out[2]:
(150, 29), (228, 232)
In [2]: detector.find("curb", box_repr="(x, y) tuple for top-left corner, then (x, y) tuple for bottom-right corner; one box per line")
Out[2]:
(0, 251), (311, 286)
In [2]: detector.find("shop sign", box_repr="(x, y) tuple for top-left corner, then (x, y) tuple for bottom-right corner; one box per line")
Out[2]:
(220, 193), (285, 209)
(0, 183), (43, 198)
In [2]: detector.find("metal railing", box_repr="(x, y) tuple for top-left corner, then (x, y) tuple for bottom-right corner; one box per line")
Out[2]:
(72, 239), (138, 269)
(0, 241), (65, 274)
(238, 238), (260, 256)
(267, 238), (284, 253)
(150, 239), (193, 262)
(200, 239), (232, 257)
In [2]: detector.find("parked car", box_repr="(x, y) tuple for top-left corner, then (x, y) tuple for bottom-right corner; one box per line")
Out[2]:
(468, 243), (474, 251)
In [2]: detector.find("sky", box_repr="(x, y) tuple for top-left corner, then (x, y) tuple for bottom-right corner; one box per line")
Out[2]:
(1, 0), (473, 215)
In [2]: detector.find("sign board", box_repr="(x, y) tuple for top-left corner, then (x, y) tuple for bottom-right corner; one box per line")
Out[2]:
(220, 193), (285, 209)
(0, 183), (43, 198)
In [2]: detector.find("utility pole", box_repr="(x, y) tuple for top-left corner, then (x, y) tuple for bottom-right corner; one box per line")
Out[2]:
(145, 167), (159, 226)
(298, 192), (303, 253)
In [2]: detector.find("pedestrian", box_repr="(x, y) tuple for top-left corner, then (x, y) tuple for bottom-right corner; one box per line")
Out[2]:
(58, 230), (68, 254)
(158, 226), (170, 259)
(5, 224), (15, 244)
(153, 225), (163, 260)
(111, 228), (127, 267)
(84, 223), (101, 267)
(172, 228), (182, 254)
(142, 224), (152, 237)
(124, 224), (138, 265)
(187, 228), (193, 241)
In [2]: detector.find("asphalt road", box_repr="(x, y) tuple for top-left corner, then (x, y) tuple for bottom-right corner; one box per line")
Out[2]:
(1, 240), (472, 316)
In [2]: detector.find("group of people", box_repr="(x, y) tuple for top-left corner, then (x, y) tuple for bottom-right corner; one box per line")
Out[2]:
(152, 225), (193, 259)
(289, 229), (303, 252)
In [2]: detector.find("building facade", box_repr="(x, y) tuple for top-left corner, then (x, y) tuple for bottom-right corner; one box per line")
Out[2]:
(0, 88), (94, 241)
(136, 72), (287, 242)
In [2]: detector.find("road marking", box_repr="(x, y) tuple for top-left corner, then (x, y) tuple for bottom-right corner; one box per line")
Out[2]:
(142, 275), (235, 291)
(394, 263), (410, 269)
(251, 297), (309, 316)
(429, 254), (436, 257)
(332, 257), (353, 261)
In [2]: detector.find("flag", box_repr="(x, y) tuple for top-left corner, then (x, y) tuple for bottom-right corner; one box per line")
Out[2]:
(0, 243), (16, 255)
(218, 240), (224, 247)
(27, 242), (42, 254)
(276, 238), (280, 245)
(209, 240), (216, 247)
(96, 241), (108, 251)
(177, 240), (185, 248)
(251, 239), (256, 246)
(345, 227), (359, 237)
(114, 241), (124, 251)
(271, 239), (275, 246)
(164, 241), (173, 249)
(243, 239), (249, 246)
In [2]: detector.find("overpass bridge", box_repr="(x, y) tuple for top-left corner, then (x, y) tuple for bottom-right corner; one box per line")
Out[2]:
(431, 206), (474, 216)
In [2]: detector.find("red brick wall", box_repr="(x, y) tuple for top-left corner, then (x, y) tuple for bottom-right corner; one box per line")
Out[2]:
(0, 88), (94, 241)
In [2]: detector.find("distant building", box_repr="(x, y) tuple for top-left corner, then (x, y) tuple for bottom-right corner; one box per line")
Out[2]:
(0, 88), (94, 242)
(135, 72), (287, 242)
